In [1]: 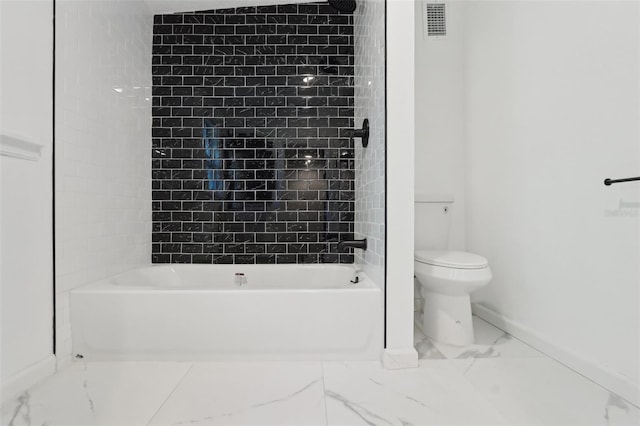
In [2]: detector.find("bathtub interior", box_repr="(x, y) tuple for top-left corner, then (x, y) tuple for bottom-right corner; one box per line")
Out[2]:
(98, 264), (371, 290)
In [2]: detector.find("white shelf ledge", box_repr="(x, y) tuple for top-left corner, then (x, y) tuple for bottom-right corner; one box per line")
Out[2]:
(0, 133), (44, 161)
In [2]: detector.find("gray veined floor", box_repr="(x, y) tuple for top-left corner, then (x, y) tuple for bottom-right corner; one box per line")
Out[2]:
(3, 316), (639, 426)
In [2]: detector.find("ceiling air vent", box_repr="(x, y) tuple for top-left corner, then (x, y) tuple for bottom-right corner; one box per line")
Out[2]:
(425, 2), (447, 39)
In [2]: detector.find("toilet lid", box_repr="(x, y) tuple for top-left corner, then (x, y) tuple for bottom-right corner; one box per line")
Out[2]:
(415, 250), (488, 269)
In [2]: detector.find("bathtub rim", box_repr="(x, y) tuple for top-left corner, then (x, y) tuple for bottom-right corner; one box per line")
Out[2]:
(70, 263), (379, 293)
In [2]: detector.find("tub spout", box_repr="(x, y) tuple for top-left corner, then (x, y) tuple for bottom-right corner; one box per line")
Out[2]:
(338, 238), (367, 251)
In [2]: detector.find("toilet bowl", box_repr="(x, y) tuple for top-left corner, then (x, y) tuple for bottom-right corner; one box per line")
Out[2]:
(415, 250), (492, 346)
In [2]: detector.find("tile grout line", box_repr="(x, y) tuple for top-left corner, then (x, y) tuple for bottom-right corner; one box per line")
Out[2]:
(320, 361), (329, 426)
(145, 363), (194, 426)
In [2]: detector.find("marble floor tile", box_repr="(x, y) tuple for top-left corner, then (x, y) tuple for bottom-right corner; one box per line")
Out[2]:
(450, 357), (640, 425)
(322, 360), (508, 426)
(428, 316), (545, 359)
(1, 361), (191, 426)
(414, 325), (446, 360)
(3, 326), (638, 426)
(148, 362), (326, 426)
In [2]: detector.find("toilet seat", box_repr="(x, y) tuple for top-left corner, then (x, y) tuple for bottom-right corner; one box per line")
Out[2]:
(415, 250), (488, 269)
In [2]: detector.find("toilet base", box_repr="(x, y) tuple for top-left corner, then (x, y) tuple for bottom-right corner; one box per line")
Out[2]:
(421, 289), (474, 346)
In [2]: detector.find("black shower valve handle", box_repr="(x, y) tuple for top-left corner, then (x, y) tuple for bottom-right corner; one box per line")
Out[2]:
(351, 118), (369, 148)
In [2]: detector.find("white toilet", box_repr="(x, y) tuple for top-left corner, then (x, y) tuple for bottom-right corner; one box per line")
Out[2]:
(414, 195), (492, 346)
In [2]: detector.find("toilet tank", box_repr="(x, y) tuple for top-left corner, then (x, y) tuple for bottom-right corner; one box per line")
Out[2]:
(414, 194), (454, 251)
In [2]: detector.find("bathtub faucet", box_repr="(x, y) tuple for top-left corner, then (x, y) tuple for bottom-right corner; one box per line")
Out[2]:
(338, 238), (367, 251)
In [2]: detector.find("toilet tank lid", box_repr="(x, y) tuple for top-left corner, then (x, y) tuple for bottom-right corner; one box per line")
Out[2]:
(415, 250), (488, 269)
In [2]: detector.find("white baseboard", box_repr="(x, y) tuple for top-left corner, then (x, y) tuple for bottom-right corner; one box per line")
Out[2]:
(472, 303), (640, 407)
(1, 355), (56, 406)
(382, 347), (419, 369)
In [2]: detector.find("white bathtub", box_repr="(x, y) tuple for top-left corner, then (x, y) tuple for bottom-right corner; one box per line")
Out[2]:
(70, 264), (382, 361)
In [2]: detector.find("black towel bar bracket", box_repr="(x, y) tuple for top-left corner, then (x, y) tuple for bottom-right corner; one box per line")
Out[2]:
(604, 176), (640, 186)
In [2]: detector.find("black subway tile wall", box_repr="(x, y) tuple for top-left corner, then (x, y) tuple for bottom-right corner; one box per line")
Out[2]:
(151, 2), (355, 265)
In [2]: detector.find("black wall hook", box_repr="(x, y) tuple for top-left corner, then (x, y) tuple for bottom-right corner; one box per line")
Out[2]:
(352, 118), (369, 148)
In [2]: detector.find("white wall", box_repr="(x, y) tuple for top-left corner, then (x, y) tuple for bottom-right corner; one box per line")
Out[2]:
(385, 0), (418, 368)
(354, 0), (386, 290)
(414, 0), (466, 250)
(464, 1), (639, 404)
(0, 0), (55, 399)
(413, 0), (468, 315)
(55, 0), (153, 365)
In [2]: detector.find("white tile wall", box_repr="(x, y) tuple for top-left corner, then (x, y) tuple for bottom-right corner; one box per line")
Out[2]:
(354, 0), (386, 289)
(55, 0), (153, 364)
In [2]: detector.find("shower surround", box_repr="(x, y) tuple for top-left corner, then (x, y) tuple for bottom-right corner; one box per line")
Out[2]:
(151, 2), (356, 265)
